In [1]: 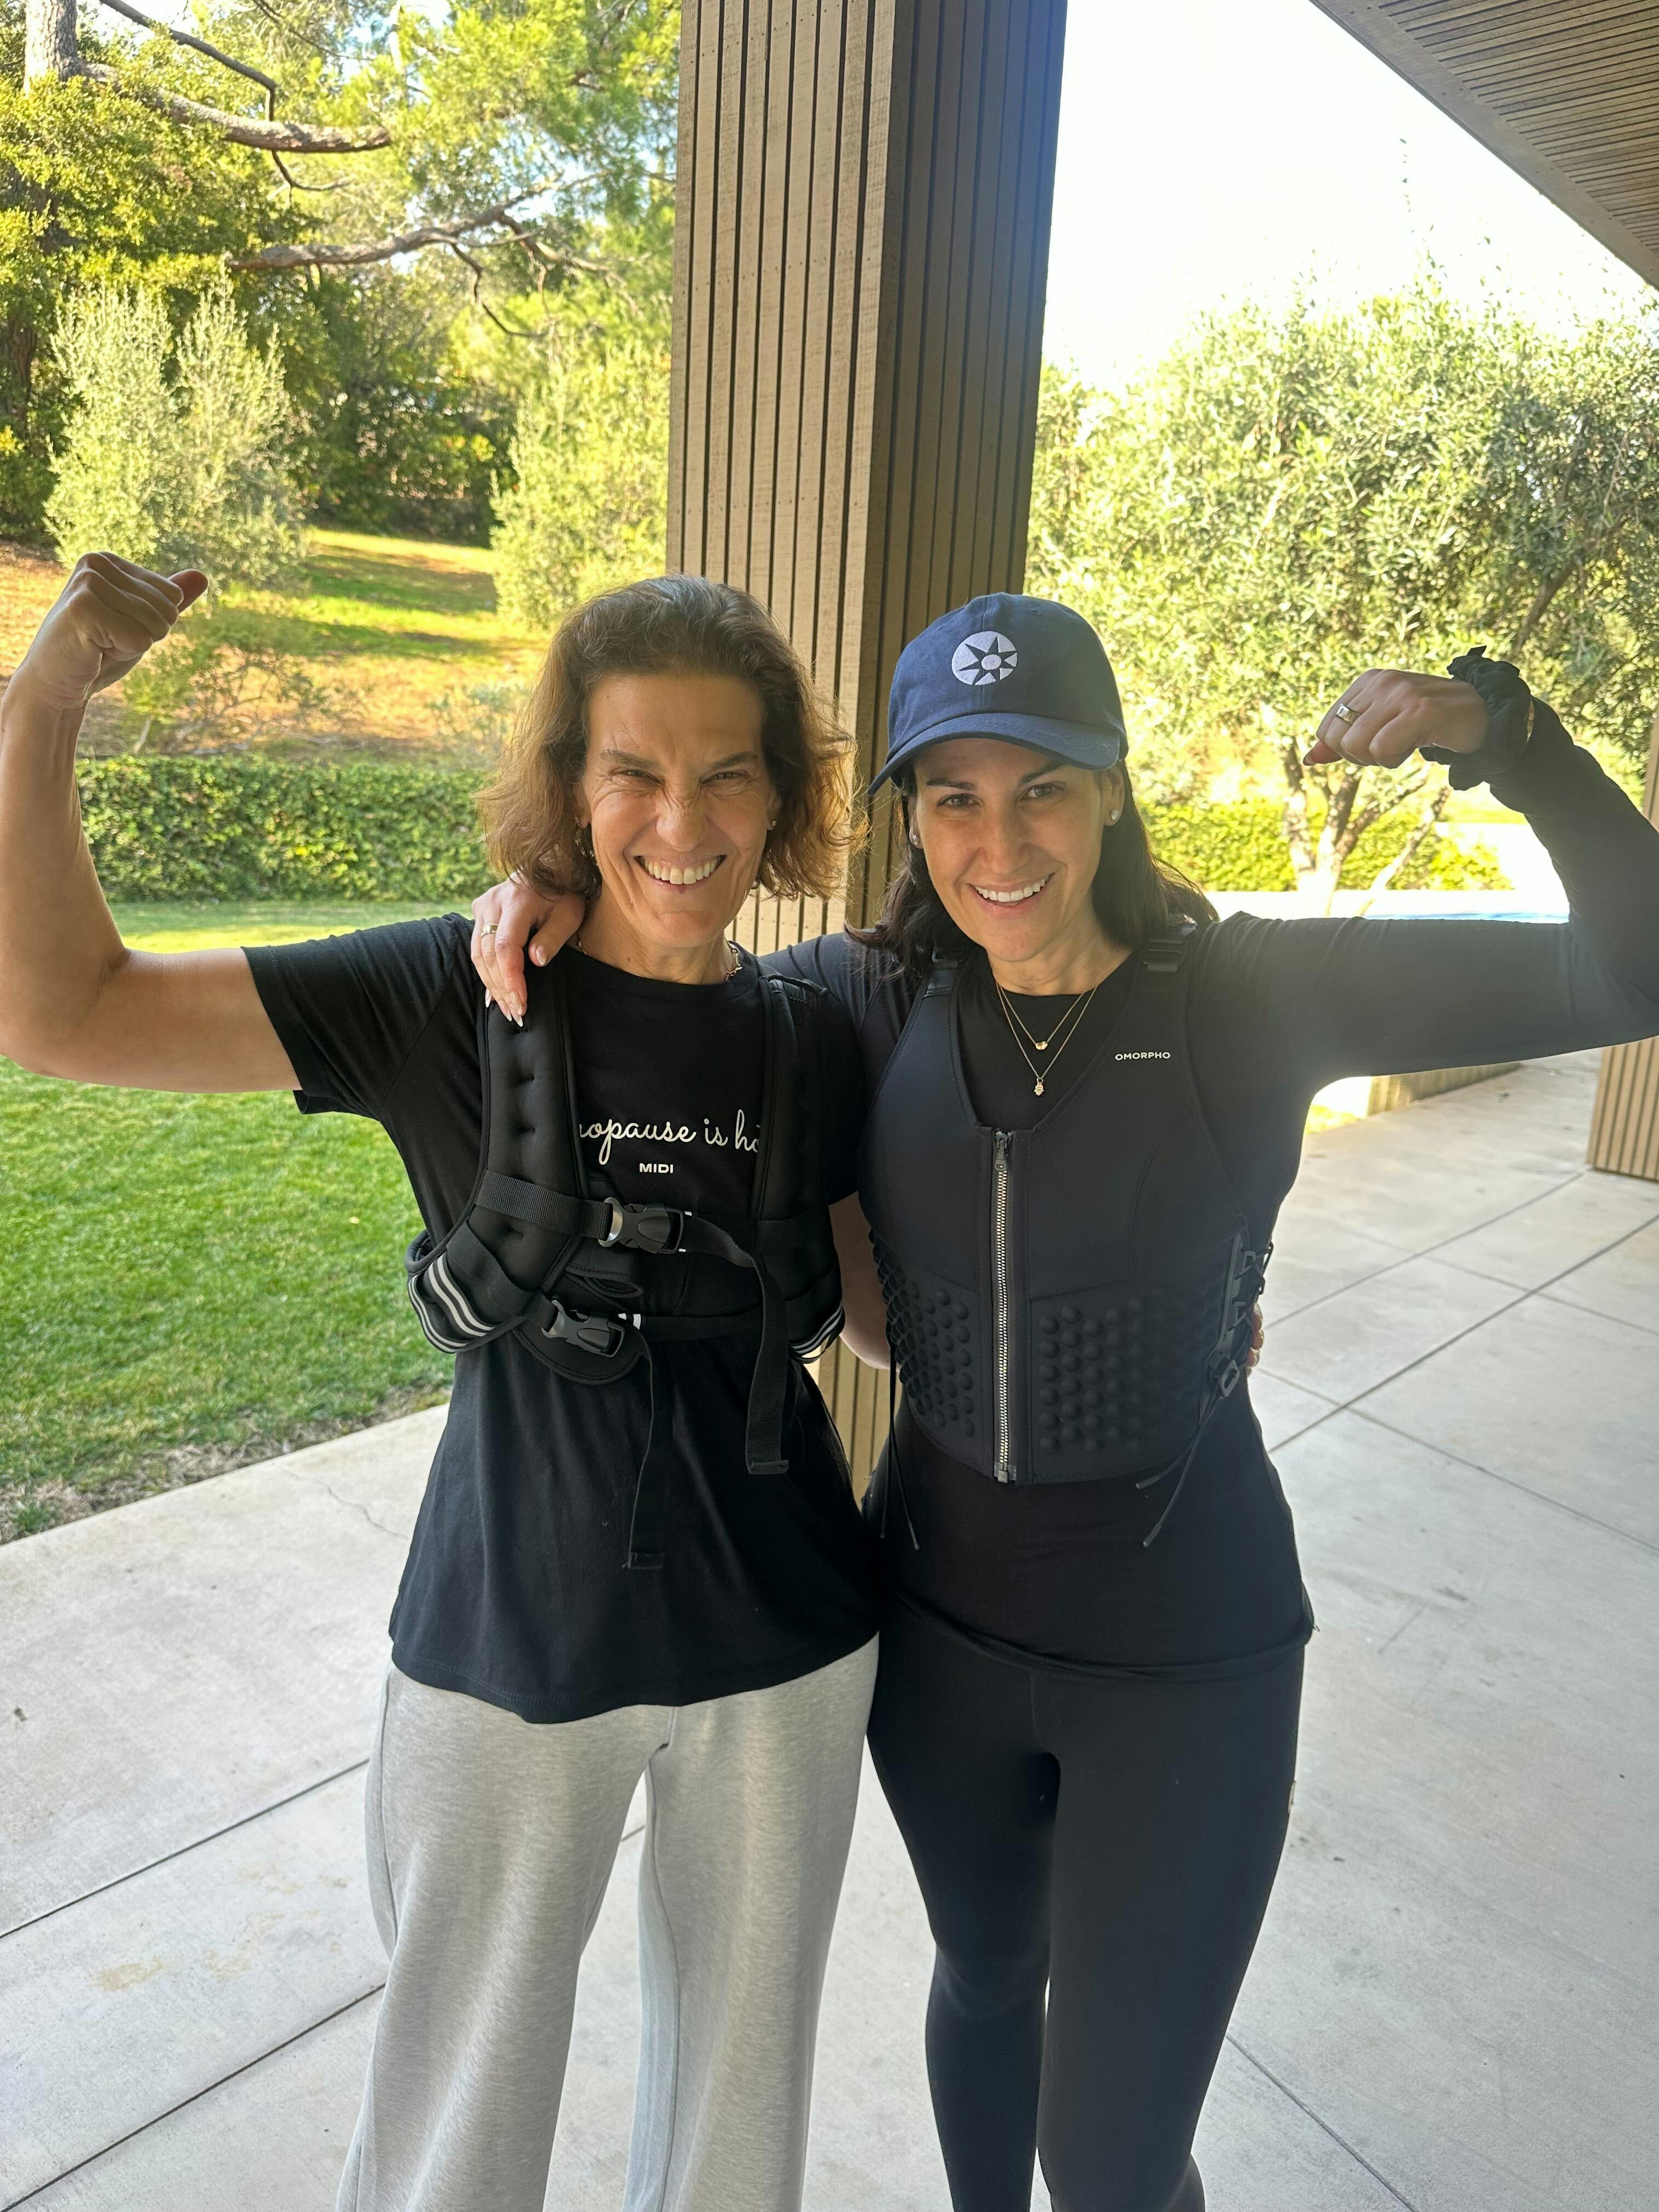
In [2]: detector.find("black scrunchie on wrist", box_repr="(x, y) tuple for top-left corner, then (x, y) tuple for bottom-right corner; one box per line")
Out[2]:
(1424, 645), (1534, 789)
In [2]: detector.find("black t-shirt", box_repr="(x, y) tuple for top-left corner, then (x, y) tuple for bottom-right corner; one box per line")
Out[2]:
(246, 922), (877, 1723)
(772, 704), (1659, 1677)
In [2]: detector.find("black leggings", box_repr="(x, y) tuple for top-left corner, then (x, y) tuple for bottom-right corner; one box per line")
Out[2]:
(867, 1594), (1303, 2212)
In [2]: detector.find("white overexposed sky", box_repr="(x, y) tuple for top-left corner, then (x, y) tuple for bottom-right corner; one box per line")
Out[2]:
(1043, 0), (1652, 387)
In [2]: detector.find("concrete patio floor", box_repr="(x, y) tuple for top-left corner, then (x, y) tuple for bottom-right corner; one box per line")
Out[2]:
(3, 1048), (1657, 2211)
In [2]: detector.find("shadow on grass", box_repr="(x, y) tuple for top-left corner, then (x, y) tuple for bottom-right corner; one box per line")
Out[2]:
(303, 545), (500, 620)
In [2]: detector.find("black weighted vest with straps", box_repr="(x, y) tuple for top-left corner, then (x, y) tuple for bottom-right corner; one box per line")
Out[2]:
(404, 948), (844, 1567)
(859, 923), (1268, 1543)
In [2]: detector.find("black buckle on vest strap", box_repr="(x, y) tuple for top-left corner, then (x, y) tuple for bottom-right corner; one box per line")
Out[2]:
(599, 1200), (685, 1256)
(541, 1301), (632, 1358)
(627, 1205), (685, 1255)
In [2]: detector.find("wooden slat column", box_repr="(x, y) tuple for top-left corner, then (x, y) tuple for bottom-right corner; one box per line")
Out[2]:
(668, 0), (1068, 1477)
(1587, 718), (1659, 1180)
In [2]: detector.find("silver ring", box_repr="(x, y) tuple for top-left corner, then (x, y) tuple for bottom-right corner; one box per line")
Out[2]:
(1333, 702), (1357, 725)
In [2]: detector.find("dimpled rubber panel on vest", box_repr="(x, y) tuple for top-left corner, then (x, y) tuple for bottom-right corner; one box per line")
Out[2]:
(876, 1248), (980, 1445)
(1029, 1243), (1233, 1473)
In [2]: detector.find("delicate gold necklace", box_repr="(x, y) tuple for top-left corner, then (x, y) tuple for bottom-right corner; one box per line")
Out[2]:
(993, 977), (1102, 1098)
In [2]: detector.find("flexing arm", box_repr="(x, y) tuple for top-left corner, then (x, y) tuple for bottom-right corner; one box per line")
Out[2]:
(1219, 669), (1659, 1090)
(0, 556), (296, 1092)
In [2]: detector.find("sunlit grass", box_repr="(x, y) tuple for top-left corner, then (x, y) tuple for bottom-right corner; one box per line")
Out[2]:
(1, 900), (454, 1541)
(1, 530), (545, 756)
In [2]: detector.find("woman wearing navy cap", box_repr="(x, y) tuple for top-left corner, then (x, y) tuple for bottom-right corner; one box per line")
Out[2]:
(476, 592), (1659, 2212)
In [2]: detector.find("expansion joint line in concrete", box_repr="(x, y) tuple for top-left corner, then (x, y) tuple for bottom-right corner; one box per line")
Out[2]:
(0, 1759), (368, 1944)
(1347, 1407), (1659, 1558)
(1257, 1201), (1659, 1554)
(3, 1814), (652, 2204)
(0, 1987), (385, 2212)
(1225, 2035), (1422, 2211)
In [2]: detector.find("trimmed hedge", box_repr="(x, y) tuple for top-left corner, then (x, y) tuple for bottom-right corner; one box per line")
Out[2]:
(78, 756), (492, 903)
(77, 756), (1504, 904)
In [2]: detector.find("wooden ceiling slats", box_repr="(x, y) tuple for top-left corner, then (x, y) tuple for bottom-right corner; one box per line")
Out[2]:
(1310, 0), (1659, 286)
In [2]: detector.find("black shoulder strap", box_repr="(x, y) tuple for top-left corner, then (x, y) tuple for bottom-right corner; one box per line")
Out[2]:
(755, 968), (831, 1221)
(1140, 916), (1198, 994)
(923, 953), (962, 1000)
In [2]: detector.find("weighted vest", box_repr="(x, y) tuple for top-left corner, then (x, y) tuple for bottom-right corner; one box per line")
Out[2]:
(405, 949), (844, 1566)
(860, 926), (1268, 1542)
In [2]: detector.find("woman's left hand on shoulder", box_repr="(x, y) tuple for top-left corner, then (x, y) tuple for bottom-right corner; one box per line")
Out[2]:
(471, 877), (585, 1022)
(1305, 670), (1489, 769)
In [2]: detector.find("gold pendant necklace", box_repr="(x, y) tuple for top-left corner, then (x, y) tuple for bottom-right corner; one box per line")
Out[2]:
(994, 978), (1101, 1097)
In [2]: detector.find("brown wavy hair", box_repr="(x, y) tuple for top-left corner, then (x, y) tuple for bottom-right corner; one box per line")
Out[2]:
(479, 574), (854, 900)
(855, 760), (1217, 984)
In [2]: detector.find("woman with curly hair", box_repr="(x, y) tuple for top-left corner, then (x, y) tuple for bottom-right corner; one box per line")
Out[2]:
(0, 554), (881, 2212)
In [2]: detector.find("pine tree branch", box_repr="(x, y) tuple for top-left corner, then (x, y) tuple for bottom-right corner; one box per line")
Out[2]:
(77, 61), (392, 151)
(97, 0), (279, 106)
(229, 198), (609, 273)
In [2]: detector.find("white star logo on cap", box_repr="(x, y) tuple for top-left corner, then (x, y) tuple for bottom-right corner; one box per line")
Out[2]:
(951, 630), (1019, 686)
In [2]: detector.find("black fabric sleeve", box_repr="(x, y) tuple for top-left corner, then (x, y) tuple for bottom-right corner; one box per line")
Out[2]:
(244, 915), (469, 1120)
(764, 929), (916, 1099)
(1191, 703), (1659, 1094)
(816, 995), (868, 1204)
(763, 929), (882, 1020)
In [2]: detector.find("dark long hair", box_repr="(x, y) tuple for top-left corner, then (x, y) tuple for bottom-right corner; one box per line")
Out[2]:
(855, 759), (1217, 984)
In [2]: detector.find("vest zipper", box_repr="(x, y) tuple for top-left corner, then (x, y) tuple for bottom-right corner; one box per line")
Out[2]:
(993, 1131), (1014, 1483)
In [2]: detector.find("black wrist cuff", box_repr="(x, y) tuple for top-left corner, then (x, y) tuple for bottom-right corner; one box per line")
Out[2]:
(1425, 645), (1534, 790)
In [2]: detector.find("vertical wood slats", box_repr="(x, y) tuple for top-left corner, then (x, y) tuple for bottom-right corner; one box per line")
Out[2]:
(1588, 714), (1659, 1182)
(669, 0), (1068, 1475)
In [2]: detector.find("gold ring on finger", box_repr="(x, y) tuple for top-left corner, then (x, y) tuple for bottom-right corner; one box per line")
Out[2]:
(1333, 702), (1357, 725)
(479, 924), (499, 937)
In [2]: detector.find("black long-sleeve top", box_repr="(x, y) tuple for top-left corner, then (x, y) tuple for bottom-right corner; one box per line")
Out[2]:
(770, 703), (1659, 1677)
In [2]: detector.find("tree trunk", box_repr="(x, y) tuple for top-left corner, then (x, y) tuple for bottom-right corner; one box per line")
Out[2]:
(24, 0), (78, 85)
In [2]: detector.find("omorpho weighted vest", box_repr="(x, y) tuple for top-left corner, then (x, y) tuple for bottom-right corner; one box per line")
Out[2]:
(860, 926), (1269, 1542)
(404, 949), (844, 1567)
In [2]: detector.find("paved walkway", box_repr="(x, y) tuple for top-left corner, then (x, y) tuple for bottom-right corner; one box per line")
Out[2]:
(3, 1051), (1657, 2211)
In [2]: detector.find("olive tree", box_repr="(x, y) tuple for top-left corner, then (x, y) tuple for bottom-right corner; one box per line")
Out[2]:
(47, 277), (302, 585)
(1028, 279), (1659, 906)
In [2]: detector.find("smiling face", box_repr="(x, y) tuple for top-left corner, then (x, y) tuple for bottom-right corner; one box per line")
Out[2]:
(909, 737), (1124, 981)
(577, 671), (776, 979)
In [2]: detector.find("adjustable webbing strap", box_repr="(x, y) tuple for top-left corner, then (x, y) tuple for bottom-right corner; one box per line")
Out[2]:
(1135, 1229), (1272, 1548)
(477, 1167), (791, 1475)
(473, 1173), (791, 1571)
(412, 962), (836, 1570)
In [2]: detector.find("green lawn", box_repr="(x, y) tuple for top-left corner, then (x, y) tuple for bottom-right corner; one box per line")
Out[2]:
(0, 901), (459, 1541)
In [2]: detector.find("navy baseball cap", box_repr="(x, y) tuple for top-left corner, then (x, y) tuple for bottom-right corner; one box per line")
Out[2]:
(870, 592), (1127, 793)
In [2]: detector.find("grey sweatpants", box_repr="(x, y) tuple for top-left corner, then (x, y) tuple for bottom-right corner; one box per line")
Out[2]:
(336, 1637), (879, 2212)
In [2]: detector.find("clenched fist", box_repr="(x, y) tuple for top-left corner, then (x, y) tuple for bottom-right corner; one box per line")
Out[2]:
(8, 552), (208, 715)
(1305, 669), (1490, 769)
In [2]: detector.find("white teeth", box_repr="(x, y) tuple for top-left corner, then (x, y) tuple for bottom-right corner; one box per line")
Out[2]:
(973, 877), (1051, 905)
(640, 856), (721, 886)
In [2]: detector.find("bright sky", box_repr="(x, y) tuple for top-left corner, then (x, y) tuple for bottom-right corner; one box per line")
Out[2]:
(1043, 0), (1652, 387)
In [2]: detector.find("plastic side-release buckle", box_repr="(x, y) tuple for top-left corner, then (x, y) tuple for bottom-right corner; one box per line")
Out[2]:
(627, 1205), (685, 1255)
(600, 1200), (685, 1255)
(541, 1301), (632, 1358)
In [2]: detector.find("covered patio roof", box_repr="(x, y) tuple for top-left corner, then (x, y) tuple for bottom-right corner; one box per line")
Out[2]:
(1309, 0), (1659, 290)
